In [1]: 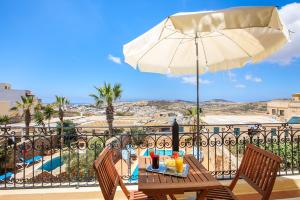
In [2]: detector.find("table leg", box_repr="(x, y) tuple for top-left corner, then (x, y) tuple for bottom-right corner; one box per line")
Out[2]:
(196, 190), (208, 200)
(153, 193), (168, 200)
(169, 194), (177, 200)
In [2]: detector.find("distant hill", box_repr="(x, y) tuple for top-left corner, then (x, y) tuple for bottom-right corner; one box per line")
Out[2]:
(128, 99), (267, 115)
(202, 99), (234, 103)
(70, 99), (268, 118)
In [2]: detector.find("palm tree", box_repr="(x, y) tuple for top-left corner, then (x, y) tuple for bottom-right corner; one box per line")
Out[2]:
(185, 107), (205, 132)
(55, 96), (70, 124)
(54, 96), (70, 146)
(33, 110), (46, 130)
(90, 83), (122, 136)
(186, 107), (197, 119)
(10, 96), (35, 136)
(0, 115), (10, 127)
(43, 104), (56, 131)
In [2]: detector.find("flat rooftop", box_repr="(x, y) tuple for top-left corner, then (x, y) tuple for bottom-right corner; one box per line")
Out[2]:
(203, 115), (281, 124)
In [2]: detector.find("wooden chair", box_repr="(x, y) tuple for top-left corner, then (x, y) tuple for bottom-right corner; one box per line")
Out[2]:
(93, 146), (154, 200)
(205, 144), (282, 200)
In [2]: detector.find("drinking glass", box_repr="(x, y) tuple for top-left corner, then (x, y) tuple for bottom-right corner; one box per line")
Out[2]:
(152, 155), (159, 169)
(175, 157), (184, 173)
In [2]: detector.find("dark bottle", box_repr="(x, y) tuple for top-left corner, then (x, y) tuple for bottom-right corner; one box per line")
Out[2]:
(152, 155), (159, 169)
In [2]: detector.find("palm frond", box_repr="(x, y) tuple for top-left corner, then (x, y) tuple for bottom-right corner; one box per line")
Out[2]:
(43, 104), (56, 120)
(55, 96), (69, 107)
(113, 83), (122, 100)
(34, 111), (45, 126)
(0, 115), (10, 125)
(90, 93), (103, 108)
(91, 82), (122, 106)
(10, 106), (18, 111)
(21, 96), (27, 103)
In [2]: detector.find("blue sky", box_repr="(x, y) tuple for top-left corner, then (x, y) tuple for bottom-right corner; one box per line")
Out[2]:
(0, 0), (299, 103)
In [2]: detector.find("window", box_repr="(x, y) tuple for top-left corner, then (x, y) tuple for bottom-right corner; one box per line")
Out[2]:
(272, 109), (276, 115)
(161, 128), (170, 132)
(271, 128), (277, 137)
(279, 110), (285, 116)
(213, 127), (219, 134)
(234, 128), (240, 136)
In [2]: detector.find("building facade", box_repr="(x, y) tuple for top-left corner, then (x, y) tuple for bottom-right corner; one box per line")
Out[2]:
(0, 83), (34, 115)
(267, 93), (300, 122)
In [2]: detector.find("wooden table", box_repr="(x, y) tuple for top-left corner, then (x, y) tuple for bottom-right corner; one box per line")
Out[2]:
(138, 155), (222, 200)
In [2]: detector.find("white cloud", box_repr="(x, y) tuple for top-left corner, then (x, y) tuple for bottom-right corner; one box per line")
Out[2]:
(245, 74), (252, 81)
(108, 54), (121, 64)
(267, 3), (300, 65)
(235, 84), (246, 88)
(199, 78), (212, 85)
(181, 76), (212, 85)
(166, 73), (178, 78)
(167, 74), (212, 85)
(253, 77), (262, 83)
(227, 71), (237, 82)
(245, 74), (262, 83)
(181, 76), (195, 85)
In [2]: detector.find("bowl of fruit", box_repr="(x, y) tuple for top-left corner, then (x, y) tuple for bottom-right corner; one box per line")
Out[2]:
(164, 152), (180, 171)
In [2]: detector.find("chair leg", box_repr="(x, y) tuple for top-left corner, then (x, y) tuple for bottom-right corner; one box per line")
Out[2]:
(196, 190), (208, 200)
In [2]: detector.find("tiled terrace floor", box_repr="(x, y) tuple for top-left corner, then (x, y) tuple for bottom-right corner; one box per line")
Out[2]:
(1, 175), (300, 200)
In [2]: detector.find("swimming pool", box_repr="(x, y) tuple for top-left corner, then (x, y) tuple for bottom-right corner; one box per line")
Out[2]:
(129, 149), (184, 182)
(38, 156), (63, 172)
(144, 149), (184, 157)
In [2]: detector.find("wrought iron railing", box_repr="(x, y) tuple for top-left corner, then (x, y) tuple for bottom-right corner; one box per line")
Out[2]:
(0, 123), (300, 189)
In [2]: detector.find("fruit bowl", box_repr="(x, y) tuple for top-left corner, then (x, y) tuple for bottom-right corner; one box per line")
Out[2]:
(164, 158), (176, 171)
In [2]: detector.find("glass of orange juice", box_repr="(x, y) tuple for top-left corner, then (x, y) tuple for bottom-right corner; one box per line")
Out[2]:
(175, 157), (184, 173)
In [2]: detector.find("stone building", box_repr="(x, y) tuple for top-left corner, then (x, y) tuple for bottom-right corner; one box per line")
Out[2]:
(267, 93), (300, 122)
(0, 83), (35, 115)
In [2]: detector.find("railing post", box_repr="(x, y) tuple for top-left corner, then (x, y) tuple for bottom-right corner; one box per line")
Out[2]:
(172, 119), (179, 152)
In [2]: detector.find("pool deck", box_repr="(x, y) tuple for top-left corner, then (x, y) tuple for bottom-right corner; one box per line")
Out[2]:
(13, 153), (63, 180)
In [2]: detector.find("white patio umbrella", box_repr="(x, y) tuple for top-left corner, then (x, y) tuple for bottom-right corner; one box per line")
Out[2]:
(123, 6), (289, 159)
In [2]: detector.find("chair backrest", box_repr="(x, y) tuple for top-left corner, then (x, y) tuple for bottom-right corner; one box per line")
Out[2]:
(229, 144), (282, 200)
(93, 146), (130, 200)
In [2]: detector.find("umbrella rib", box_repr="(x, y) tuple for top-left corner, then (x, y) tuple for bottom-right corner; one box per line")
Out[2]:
(216, 30), (252, 58)
(167, 38), (184, 69)
(165, 37), (194, 40)
(199, 36), (208, 65)
(219, 26), (281, 31)
(136, 31), (177, 66)
(158, 18), (170, 40)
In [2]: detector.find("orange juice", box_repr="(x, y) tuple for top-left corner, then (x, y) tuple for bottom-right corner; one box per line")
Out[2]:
(175, 157), (183, 173)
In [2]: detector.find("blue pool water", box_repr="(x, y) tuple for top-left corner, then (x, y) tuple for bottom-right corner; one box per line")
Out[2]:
(39, 156), (63, 171)
(144, 149), (184, 157)
(130, 165), (139, 182)
(129, 149), (184, 182)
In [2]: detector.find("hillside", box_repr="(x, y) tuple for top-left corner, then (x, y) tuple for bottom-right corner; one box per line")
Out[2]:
(144, 100), (267, 115)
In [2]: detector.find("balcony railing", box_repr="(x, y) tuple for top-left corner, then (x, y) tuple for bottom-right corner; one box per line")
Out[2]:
(0, 123), (300, 189)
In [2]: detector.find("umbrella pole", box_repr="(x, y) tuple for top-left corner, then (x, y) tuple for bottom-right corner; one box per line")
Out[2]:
(195, 37), (200, 160)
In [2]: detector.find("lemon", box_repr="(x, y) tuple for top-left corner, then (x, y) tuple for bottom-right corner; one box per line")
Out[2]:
(164, 159), (176, 167)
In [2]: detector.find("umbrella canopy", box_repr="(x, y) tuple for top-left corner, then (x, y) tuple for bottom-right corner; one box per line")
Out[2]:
(123, 6), (289, 75)
(123, 6), (289, 159)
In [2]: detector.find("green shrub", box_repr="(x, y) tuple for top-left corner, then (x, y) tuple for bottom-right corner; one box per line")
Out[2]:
(56, 120), (77, 146)
(62, 137), (104, 180)
(0, 146), (14, 173)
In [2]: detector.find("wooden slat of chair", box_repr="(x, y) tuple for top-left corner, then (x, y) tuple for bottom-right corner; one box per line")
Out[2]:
(94, 146), (153, 200)
(205, 144), (282, 200)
